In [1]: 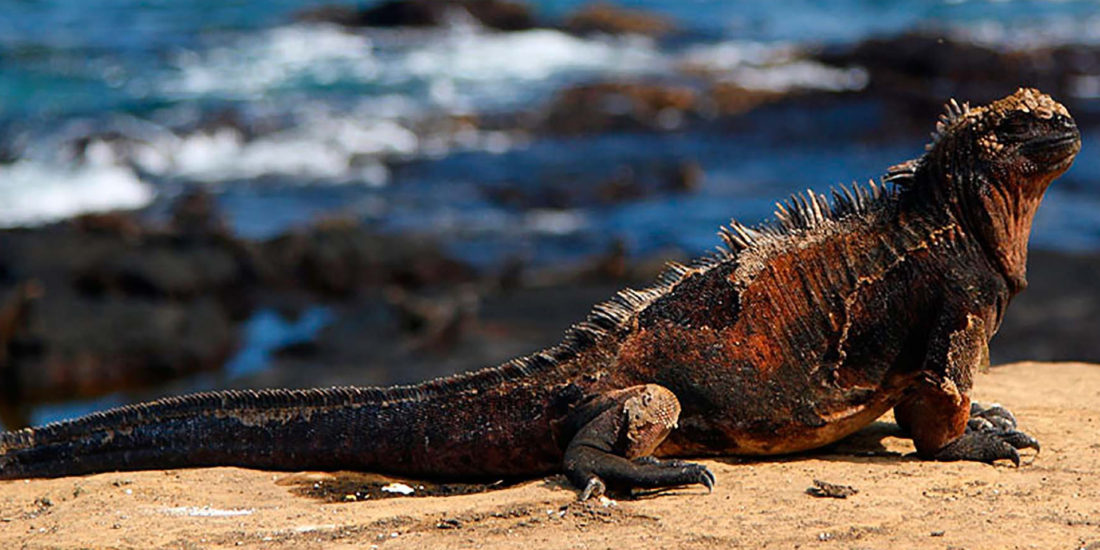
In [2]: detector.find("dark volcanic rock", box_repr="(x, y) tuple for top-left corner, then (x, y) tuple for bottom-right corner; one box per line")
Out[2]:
(562, 2), (675, 37)
(295, 0), (537, 31)
(707, 84), (787, 116)
(540, 80), (802, 135)
(992, 250), (1100, 364)
(0, 196), (474, 428)
(0, 211), (251, 427)
(483, 159), (703, 210)
(815, 32), (1100, 128)
(542, 81), (700, 134)
(8, 297), (236, 404)
(461, 0), (536, 31)
(261, 218), (474, 297)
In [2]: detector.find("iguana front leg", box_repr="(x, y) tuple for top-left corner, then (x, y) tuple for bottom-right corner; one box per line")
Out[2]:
(894, 311), (1040, 465)
(563, 384), (715, 499)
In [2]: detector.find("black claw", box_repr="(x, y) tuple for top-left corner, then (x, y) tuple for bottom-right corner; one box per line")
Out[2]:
(580, 477), (606, 501)
(681, 462), (712, 486)
(699, 468), (716, 492)
(999, 430), (1041, 453)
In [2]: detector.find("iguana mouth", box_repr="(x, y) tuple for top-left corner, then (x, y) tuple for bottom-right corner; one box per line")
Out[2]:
(1023, 132), (1081, 153)
(1023, 131), (1081, 168)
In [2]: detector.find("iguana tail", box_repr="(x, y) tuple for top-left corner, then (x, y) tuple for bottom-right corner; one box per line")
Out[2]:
(0, 381), (563, 480)
(0, 388), (386, 479)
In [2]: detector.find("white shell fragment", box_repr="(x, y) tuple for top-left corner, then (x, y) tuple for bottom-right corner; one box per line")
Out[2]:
(381, 482), (415, 495)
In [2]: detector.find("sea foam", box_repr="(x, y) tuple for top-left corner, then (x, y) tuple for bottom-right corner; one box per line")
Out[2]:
(0, 154), (154, 228)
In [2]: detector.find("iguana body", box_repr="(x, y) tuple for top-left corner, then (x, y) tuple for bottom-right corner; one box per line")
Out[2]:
(0, 89), (1081, 497)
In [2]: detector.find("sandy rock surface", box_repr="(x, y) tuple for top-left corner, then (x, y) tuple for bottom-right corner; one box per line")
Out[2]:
(2, 362), (1098, 549)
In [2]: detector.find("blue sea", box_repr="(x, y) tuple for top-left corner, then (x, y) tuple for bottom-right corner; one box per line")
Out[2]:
(2, 0), (1100, 266)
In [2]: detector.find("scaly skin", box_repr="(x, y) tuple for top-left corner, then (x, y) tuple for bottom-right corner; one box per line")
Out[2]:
(0, 89), (1080, 496)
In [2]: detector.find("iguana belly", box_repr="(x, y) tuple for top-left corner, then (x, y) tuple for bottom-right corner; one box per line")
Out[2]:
(657, 391), (902, 457)
(724, 397), (897, 455)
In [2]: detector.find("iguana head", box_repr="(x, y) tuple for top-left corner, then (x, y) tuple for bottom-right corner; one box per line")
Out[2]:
(892, 88), (1081, 293)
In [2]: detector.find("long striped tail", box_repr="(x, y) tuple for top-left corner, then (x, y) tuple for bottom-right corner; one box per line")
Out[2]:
(0, 387), (391, 480)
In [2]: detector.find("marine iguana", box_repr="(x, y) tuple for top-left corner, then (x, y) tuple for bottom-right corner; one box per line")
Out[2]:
(0, 89), (1081, 499)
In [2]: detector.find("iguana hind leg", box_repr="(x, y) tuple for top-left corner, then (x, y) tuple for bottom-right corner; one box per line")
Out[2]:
(563, 384), (714, 500)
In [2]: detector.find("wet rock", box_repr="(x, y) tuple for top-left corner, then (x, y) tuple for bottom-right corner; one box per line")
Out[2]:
(261, 218), (474, 297)
(7, 297), (237, 404)
(817, 33), (1026, 104)
(461, 0), (537, 31)
(0, 207), (255, 428)
(294, 0), (537, 32)
(562, 2), (675, 37)
(0, 137), (21, 165)
(542, 81), (699, 134)
(0, 194), (478, 428)
(585, 239), (629, 282)
(295, 1), (437, 27)
(170, 188), (229, 239)
(484, 159), (703, 210)
(662, 160), (703, 193)
(814, 33), (1100, 126)
(384, 285), (480, 353)
(708, 84), (786, 116)
(293, 4), (382, 27)
(993, 250), (1100, 364)
(0, 213), (258, 310)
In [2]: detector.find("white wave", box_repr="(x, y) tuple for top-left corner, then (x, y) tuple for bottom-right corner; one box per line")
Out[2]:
(525, 209), (587, 235)
(168, 24), (378, 98)
(164, 24), (664, 111)
(949, 15), (1100, 50)
(0, 154), (154, 228)
(402, 29), (663, 81)
(140, 116), (412, 185)
(142, 23), (656, 183)
(679, 40), (798, 72)
(726, 60), (868, 92)
(678, 40), (868, 92)
(122, 106), (524, 184)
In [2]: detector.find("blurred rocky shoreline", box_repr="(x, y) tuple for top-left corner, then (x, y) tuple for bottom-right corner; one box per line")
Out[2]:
(2, 1), (1099, 429)
(1, 188), (1097, 430)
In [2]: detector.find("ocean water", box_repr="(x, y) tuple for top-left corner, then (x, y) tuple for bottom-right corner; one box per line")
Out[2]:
(2, 0), (1100, 264)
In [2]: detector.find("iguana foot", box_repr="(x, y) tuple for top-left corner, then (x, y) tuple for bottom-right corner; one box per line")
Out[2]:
(563, 384), (714, 499)
(967, 402), (1018, 431)
(577, 459), (714, 500)
(935, 403), (1039, 466)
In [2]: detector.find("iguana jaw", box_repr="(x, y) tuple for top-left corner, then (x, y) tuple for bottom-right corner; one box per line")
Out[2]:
(1020, 131), (1081, 173)
(991, 115), (1080, 292)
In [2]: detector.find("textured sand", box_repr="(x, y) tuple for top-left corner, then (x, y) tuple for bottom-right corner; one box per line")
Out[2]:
(2, 362), (1098, 549)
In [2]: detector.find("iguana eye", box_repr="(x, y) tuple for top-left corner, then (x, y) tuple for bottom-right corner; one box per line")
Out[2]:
(997, 116), (1032, 140)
